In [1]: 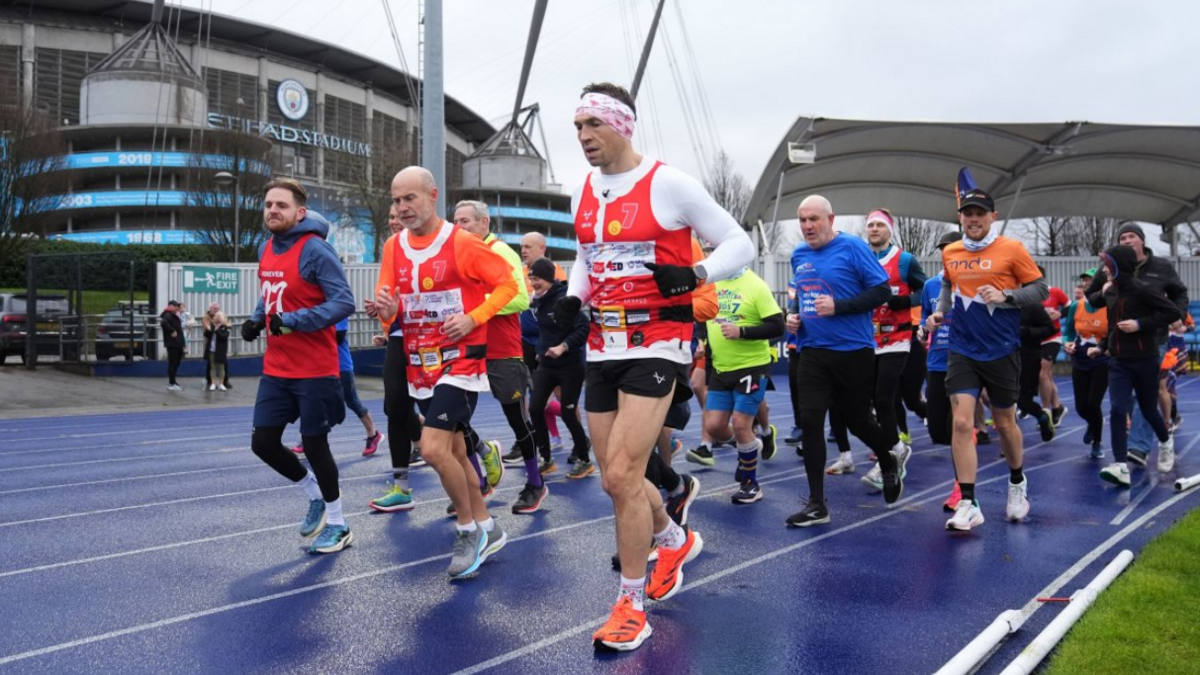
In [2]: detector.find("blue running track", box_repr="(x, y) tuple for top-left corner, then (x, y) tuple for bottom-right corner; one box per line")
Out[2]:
(1, 376), (1197, 673)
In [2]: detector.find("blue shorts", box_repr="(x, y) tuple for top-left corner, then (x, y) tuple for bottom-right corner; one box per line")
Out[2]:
(706, 377), (767, 416)
(340, 370), (369, 418)
(253, 375), (346, 436)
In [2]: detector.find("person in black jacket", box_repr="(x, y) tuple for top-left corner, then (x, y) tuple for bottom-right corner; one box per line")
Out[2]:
(1096, 244), (1182, 486)
(160, 300), (185, 390)
(526, 258), (592, 500)
(202, 303), (232, 391)
(1085, 223), (1188, 463)
(1018, 303), (1058, 442)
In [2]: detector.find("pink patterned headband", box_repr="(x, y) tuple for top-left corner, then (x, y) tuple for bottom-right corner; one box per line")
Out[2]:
(575, 93), (636, 140)
(866, 210), (894, 231)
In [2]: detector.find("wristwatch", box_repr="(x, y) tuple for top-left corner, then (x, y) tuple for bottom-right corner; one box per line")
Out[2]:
(694, 263), (709, 282)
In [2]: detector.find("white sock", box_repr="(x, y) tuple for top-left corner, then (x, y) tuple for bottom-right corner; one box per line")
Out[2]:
(619, 576), (646, 611)
(840, 450), (853, 463)
(325, 497), (344, 526)
(479, 517), (495, 532)
(654, 521), (687, 550)
(456, 521), (478, 533)
(297, 470), (322, 501)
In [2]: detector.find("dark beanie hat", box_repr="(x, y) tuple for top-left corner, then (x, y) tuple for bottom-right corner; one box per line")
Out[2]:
(529, 257), (557, 283)
(1117, 222), (1146, 243)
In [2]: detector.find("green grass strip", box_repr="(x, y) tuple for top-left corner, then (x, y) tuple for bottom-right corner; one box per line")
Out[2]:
(1045, 505), (1200, 674)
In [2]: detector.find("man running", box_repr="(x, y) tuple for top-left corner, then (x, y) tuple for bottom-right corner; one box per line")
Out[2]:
(241, 179), (355, 554)
(703, 266), (784, 504)
(454, 199), (536, 499)
(374, 167), (519, 578)
(556, 82), (753, 651)
(921, 231), (962, 510)
(853, 209), (926, 489)
(785, 195), (906, 528)
(928, 186), (1048, 532)
(1038, 268), (1071, 424)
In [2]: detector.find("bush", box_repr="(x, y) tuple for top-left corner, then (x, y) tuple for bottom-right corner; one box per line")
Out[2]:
(1, 240), (219, 291)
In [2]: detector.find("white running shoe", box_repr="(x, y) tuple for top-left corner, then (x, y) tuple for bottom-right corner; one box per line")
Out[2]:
(1100, 462), (1131, 487)
(861, 463), (883, 490)
(946, 500), (984, 531)
(208, 384), (216, 391)
(826, 455), (856, 474)
(1005, 477), (1030, 521)
(1158, 436), (1176, 473)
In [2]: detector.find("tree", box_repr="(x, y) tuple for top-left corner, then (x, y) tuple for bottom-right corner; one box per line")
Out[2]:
(0, 96), (68, 273)
(895, 216), (955, 257)
(704, 148), (751, 219)
(181, 129), (274, 262)
(1068, 216), (1122, 255)
(341, 133), (412, 261)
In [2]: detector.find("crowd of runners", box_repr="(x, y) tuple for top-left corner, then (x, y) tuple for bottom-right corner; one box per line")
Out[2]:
(237, 81), (1192, 652)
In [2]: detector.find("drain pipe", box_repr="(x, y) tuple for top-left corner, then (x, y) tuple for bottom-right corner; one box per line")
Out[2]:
(932, 609), (1026, 675)
(1175, 472), (1200, 492)
(997, 550), (1135, 675)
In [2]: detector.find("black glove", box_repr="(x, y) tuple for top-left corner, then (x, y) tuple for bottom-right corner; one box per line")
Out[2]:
(335, 329), (347, 345)
(268, 313), (292, 336)
(885, 295), (908, 311)
(554, 295), (582, 329)
(241, 319), (265, 342)
(644, 263), (698, 298)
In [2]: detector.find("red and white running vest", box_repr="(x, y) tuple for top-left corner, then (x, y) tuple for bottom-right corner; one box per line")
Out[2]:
(575, 162), (694, 364)
(258, 233), (339, 378)
(391, 223), (489, 398)
(484, 235), (524, 360)
(872, 246), (913, 352)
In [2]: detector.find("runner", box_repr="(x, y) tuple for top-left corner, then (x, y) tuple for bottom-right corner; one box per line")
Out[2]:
(854, 208), (926, 488)
(1038, 267), (1071, 425)
(558, 82), (753, 651)
(292, 315), (385, 457)
(1062, 268), (1109, 459)
(921, 231), (962, 509)
(373, 167), (519, 578)
(785, 195), (906, 528)
(1094, 244), (1181, 485)
(1016, 300), (1059, 442)
(703, 266), (784, 504)
(928, 183), (1048, 531)
(241, 179), (355, 554)
(454, 199), (535, 496)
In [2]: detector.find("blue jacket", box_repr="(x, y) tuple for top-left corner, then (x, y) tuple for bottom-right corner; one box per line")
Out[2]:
(533, 280), (588, 368)
(250, 211), (355, 333)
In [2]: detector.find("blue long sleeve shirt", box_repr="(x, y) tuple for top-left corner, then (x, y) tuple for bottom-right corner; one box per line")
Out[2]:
(250, 211), (355, 333)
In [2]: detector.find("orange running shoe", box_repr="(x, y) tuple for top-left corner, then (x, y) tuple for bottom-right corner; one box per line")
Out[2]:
(592, 596), (652, 651)
(943, 481), (962, 512)
(646, 529), (704, 601)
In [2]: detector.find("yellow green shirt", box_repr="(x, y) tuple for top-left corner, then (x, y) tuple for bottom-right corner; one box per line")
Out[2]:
(707, 269), (781, 372)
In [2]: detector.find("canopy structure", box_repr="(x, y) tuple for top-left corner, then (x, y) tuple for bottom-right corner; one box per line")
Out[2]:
(746, 117), (1200, 246)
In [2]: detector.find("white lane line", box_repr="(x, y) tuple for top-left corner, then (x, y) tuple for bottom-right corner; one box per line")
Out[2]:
(1109, 430), (1200, 525)
(0, 425), (1106, 666)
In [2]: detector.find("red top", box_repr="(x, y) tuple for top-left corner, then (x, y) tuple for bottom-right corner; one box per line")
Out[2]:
(258, 233), (339, 378)
(1042, 286), (1071, 342)
(872, 246), (913, 350)
(575, 162), (694, 361)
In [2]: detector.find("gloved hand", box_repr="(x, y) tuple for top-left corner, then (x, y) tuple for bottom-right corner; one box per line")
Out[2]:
(554, 296), (582, 329)
(268, 313), (292, 336)
(885, 295), (907, 311)
(644, 263), (698, 298)
(241, 319), (265, 342)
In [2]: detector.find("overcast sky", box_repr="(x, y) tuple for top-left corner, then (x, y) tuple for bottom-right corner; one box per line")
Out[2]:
(175, 0), (1200, 249)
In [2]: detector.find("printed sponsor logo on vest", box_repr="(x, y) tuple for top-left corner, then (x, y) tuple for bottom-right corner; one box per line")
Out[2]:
(423, 277), (434, 290)
(945, 257), (994, 270)
(261, 280), (288, 314)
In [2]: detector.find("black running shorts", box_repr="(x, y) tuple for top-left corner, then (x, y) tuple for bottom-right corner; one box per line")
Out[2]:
(945, 351), (1020, 408)
(584, 358), (689, 413)
(487, 358), (530, 404)
(1039, 341), (1062, 364)
(416, 384), (479, 432)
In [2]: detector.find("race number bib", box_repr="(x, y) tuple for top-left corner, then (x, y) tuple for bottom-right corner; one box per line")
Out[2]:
(583, 241), (656, 280)
(399, 289), (464, 325)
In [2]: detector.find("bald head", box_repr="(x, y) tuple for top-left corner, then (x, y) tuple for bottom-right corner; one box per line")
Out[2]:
(391, 166), (439, 234)
(521, 231), (548, 265)
(797, 194), (836, 249)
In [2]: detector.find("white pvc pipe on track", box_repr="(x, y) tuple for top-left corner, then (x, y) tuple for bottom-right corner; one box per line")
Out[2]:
(1175, 472), (1200, 492)
(997, 549), (1135, 675)
(931, 609), (1026, 675)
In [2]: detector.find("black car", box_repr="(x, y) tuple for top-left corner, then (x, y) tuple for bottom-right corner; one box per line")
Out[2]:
(94, 301), (158, 361)
(0, 293), (73, 364)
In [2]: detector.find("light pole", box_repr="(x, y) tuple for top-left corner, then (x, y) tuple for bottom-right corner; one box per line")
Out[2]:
(213, 170), (240, 263)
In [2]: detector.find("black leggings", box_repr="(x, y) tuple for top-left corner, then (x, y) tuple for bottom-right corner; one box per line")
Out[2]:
(874, 352), (908, 441)
(896, 340), (929, 433)
(1017, 349), (1046, 419)
(530, 364), (589, 461)
(644, 448), (682, 493)
(1072, 364), (1109, 443)
(926, 370), (952, 445)
(252, 426), (339, 502)
(166, 346), (183, 385)
(383, 336), (422, 474)
(788, 349), (802, 428)
(795, 348), (897, 505)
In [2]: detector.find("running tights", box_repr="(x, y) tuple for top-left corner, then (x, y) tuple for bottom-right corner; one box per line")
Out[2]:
(383, 336), (422, 476)
(1072, 364), (1109, 443)
(530, 365), (589, 461)
(252, 425), (339, 502)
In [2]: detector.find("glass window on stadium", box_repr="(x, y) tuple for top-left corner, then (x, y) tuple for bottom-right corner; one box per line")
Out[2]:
(0, 46), (18, 99)
(323, 95), (367, 185)
(203, 67), (258, 118)
(34, 49), (107, 125)
(446, 146), (465, 189)
(370, 112), (411, 189)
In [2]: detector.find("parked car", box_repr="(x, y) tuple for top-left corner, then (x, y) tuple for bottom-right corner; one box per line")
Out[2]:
(94, 301), (158, 361)
(0, 293), (73, 364)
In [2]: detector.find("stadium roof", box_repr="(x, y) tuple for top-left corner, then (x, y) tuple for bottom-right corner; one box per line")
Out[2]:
(0, 0), (496, 144)
(746, 117), (1200, 231)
